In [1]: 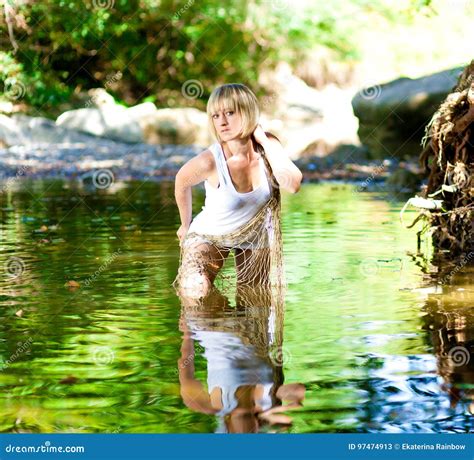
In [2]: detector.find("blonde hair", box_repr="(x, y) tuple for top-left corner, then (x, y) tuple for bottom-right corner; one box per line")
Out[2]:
(206, 83), (260, 141)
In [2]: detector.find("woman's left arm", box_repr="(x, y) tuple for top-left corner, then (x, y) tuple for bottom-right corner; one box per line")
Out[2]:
(254, 125), (303, 193)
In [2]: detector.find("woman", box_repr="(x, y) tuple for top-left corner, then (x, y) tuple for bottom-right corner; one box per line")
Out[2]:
(173, 83), (302, 298)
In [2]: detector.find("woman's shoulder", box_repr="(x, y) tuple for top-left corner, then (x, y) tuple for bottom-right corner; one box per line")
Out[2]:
(195, 145), (218, 172)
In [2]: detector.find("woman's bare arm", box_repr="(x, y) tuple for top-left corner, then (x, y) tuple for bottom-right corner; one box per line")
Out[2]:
(253, 127), (303, 194)
(178, 327), (217, 415)
(174, 150), (215, 241)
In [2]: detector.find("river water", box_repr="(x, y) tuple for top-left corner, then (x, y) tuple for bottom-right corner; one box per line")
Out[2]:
(0, 179), (472, 433)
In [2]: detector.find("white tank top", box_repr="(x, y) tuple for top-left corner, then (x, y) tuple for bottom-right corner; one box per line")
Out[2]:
(186, 318), (276, 419)
(187, 142), (272, 238)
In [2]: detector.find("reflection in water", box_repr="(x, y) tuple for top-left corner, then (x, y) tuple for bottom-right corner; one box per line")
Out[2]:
(177, 285), (305, 433)
(351, 258), (474, 433)
(1, 179), (472, 433)
(423, 260), (474, 417)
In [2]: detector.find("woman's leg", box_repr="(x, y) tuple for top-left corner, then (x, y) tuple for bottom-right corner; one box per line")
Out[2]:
(178, 238), (230, 299)
(234, 247), (270, 286)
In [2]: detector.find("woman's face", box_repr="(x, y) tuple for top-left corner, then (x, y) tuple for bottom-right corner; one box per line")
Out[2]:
(211, 107), (243, 142)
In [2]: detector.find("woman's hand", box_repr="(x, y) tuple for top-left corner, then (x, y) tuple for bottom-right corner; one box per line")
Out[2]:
(177, 224), (189, 245)
(252, 124), (268, 145)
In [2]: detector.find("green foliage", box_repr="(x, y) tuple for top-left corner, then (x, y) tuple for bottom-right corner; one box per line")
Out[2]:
(0, 0), (431, 115)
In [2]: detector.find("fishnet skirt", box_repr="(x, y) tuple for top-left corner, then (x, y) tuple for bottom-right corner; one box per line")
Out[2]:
(173, 195), (286, 296)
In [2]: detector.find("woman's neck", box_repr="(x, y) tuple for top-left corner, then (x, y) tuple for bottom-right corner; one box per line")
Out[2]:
(222, 137), (256, 160)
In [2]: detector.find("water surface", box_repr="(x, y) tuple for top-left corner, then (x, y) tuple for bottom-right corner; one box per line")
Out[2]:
(0, 179), (472, 433)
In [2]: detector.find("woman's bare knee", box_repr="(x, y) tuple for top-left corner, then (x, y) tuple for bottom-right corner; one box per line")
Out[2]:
(177, 242), (229, 298)
(178, 271), (212, 299)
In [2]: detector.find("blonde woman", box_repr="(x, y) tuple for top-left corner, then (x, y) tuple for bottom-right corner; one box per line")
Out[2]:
(174, 83), (302, 298)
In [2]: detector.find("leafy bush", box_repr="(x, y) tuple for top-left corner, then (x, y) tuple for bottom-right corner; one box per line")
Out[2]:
(0, 0), (432, 115)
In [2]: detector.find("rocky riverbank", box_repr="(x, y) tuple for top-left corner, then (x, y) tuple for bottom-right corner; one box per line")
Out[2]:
(0, 136), (200, 182)
(2, 62), (454, 190)
(0, 135), (424, 192)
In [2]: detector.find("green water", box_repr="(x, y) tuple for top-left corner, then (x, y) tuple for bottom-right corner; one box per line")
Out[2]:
(0, 179), (473, 433)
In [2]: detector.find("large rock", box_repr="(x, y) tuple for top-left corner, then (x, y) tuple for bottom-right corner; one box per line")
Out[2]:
(1, 107), (213, 154)
(259, 62), (360, 159)
(139, 107), (213, 146)
(56, 92), (213, 147)
(0, 113), (101, 146)
(352, 67), (463, 159)
(56, 102), (156, 144)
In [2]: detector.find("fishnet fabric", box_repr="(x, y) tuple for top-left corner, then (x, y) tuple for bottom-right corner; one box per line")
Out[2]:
(173, 144), (286, 295)
(180, 284), (285, 362)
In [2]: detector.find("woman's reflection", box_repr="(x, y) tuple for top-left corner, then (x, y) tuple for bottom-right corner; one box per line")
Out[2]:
(177, 285), (305, 433)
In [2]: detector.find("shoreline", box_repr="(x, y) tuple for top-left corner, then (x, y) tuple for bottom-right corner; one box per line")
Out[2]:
(0, 142), (424, 189)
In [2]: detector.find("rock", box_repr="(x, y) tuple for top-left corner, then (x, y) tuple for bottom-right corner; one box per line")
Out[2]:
(0, 113), (98, 146)
(0, 114), (18, 146)
(386, 167), (423, 192)
(0, 101), (14, 115)
(56, 104), (148, 144)
(140, 107), (213, 146)
(51, 87), (121, 116)
(259, 62), (360, 159)
(3, 76), (360, 160)
(56, 97), (213, 147)
(295, 143), (372, 173)
(352, 67), (463, 159)
(86, 88), (117, 107)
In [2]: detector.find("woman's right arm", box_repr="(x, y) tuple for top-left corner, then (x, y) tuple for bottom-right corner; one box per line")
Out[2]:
(174, 149), (215, 243)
